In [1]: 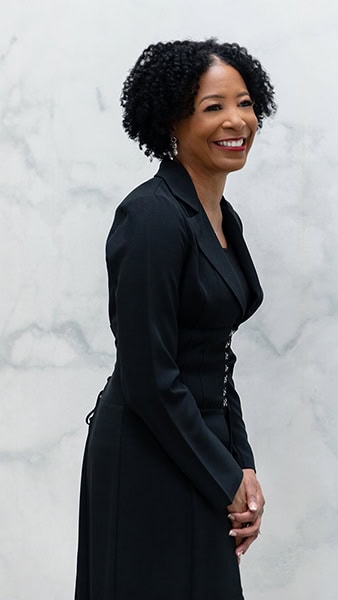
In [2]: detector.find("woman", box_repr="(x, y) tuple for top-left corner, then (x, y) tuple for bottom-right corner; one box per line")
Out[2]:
(75, 39), (276, 600)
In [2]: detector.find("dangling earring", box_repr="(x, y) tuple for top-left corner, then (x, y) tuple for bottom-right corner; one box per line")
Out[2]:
(170, 136), (178, 158)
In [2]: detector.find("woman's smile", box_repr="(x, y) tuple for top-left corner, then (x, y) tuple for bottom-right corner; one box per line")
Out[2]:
(213, 137), (247, 150)
(173, 61), (258, 179)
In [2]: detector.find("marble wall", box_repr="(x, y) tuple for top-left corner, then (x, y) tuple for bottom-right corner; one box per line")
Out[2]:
(1, 1), (337, 598)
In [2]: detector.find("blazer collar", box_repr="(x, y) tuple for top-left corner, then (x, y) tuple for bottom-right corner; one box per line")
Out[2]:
(155, 159), (263, 322)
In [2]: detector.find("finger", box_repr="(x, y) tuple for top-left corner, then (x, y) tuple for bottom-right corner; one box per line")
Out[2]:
(235, 534), (258, 558)
(229, 497), (264, 521)
(229, 516), (262, 539)
(228, 510), (258, 524)
(250, 485), (265, 514)
(244, 480), (258, 512)
(228, 517), (241, 530)
(229, 526), (258, 540)
(250, 491), (265, 515)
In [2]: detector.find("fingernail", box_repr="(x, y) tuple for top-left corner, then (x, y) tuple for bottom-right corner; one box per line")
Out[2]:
(229, 530), (236, 537)
(228, 514), (235, 520)
(249, 502), (257, 511)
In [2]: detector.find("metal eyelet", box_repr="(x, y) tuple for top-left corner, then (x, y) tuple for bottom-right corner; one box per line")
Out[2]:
(222, 330), (235, 408)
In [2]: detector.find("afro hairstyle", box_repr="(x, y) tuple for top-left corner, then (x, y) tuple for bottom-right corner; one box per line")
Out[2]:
(121, 39), (276, 159)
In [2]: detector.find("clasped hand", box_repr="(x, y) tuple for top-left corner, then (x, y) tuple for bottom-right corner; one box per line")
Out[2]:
(226, 469), (265, 561)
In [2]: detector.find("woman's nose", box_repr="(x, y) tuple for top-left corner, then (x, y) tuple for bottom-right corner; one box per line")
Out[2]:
(221, 109), (246, 131)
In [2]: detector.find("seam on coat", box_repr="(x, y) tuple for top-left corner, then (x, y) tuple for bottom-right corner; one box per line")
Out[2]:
(199, 328), (207, 408)
(189, 484), (194, 600)
(112, 406), (125, 598)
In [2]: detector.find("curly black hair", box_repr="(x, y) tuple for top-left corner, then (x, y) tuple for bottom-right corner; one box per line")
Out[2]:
(121, 39), (276, 160)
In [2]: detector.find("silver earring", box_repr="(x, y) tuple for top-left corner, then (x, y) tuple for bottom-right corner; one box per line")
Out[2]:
(170, 136), (178, 157)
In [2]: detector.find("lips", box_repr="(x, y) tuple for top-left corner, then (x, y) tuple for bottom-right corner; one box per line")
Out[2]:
(214, 137), (246, 149)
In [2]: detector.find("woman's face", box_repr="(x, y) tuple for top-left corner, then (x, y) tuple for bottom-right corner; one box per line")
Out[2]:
(173, 60), (258, 178)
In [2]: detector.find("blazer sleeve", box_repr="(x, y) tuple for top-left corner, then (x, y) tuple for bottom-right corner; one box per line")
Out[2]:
(227, 348), (256, 471)
(106, 192), (244, 510)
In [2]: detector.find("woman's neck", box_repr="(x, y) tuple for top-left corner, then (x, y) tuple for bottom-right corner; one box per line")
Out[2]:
(180, 161), (227, 211)
(178, 161), (228, 246)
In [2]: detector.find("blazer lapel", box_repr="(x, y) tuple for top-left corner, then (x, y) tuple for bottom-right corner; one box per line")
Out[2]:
(221, 200), (263, 321)
(155, 159), (263, 322)
(188, 211), (248, 317)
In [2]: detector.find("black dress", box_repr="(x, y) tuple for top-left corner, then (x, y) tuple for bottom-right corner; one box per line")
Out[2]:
(75, 159), (263, 600)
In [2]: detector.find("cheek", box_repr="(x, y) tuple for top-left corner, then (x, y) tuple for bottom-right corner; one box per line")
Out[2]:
(247, 135), (256, 152)
(251, 114), (259, 133)
(247, 116), (258, 146)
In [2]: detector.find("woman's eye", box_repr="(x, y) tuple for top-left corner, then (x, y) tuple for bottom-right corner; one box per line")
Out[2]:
(204, 104), (222, 112)
(239, 99), (254, 107)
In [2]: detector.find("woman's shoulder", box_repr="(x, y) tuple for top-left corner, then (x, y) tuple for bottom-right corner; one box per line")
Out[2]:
(116, 174), (187, 224)
(107, 174), (191, 252)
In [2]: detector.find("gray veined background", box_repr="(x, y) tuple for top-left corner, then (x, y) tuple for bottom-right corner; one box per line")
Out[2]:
(0, 1), (337, 598)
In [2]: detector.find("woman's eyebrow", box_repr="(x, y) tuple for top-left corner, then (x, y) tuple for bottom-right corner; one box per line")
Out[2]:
(199, 94), (224, 104)
(199, 91), (250, 105)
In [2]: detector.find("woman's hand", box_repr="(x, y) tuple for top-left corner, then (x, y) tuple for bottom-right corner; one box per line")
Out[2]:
(226, 469), (265, 560)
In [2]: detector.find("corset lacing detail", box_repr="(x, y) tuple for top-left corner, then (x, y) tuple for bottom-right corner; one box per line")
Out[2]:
(222, 329), (235, 408)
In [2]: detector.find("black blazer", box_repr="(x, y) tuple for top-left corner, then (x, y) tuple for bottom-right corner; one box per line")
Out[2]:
(75, 158), (264, 599)
(105, 158), (263, 510)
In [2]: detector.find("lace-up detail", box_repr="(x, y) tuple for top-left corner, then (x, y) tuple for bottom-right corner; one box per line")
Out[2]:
(222, 330), (235, 408)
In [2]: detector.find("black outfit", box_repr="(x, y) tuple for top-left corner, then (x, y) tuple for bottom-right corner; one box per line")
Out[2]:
(75, 159), (263, 600)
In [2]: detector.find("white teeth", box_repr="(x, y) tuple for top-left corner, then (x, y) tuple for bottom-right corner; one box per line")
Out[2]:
(216, 138), (244, 147)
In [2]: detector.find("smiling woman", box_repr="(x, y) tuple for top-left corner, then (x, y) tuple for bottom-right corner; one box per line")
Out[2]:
(121, 39), (276, 159)
(173, 61), (259, 185)
(74, 39), (276, 600)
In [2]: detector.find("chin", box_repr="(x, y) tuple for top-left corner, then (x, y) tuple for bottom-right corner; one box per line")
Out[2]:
(219, 158), (248, 175)
(230, 161), (247, 173)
